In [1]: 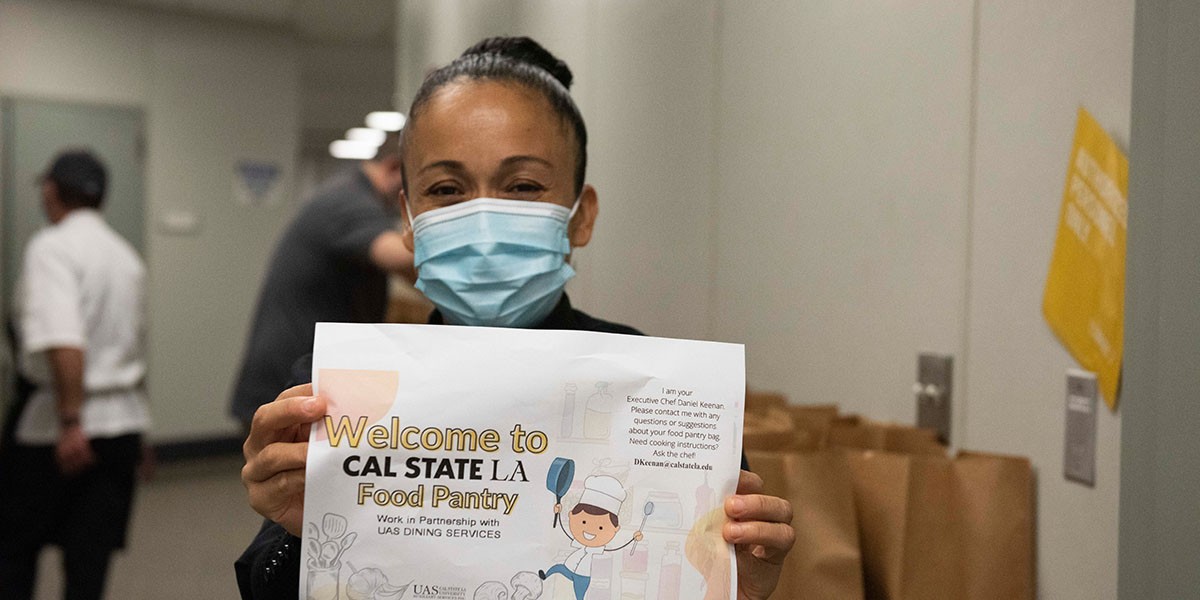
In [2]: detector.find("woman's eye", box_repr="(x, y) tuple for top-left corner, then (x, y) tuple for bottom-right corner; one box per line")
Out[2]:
(428, 184), (461, 196)
(506, 181), (545, 196)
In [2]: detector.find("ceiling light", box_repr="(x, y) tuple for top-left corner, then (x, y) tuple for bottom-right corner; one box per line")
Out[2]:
(365, 111), (406, 131)
(329, 140), (378, 160)
(346, 127), (387, 146)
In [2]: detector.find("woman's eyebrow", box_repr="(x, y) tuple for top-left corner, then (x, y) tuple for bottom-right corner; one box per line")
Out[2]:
(419, 156), (553, 177)
(499, 155), (554, 169)
(418, 159), (466, 175)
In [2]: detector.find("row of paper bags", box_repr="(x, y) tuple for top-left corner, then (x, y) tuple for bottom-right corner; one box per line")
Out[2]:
(743, 393), (1035, 599)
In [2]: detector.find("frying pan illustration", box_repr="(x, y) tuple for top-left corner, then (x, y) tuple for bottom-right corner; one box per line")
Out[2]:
(546, 457), (576, 528)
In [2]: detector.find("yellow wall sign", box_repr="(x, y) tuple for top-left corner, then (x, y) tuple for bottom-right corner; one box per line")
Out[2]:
(1044, 107), (1128, 409)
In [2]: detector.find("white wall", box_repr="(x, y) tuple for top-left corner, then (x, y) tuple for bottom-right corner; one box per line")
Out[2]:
(295, 41), (394, 201)
(578, 1), (719, 340)
(396, 0), (520, 105)
(300, 42), (395, 134)
(715, 1), (1132, 595)
(0, 0), (301, 441)
(719, 2), (1133, 595)
(965, 2), (1132, 598)
(714, 2), (974, 421)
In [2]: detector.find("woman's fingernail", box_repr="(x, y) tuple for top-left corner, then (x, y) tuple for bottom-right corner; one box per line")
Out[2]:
(727, 523), (744, 539)
(302, 396), (319, 413)
(728, 496), (745, 513)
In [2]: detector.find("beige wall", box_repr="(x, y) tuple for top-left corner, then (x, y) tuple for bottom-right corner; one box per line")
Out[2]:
(713, 2), (974, 423)
(723, 2), (1131, 596)
(0, 0), (301, 440)
(395, 1), (1133, 596)
(965, 3), (1132, 598)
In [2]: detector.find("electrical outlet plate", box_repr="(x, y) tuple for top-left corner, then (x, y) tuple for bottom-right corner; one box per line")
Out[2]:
(915, 353), (953, 444)
(1064, 369), (1098, 486)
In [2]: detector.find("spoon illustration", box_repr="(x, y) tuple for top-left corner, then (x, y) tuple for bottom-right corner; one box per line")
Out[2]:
(629, 501), (655, 555)
(331, 531), (357, 566)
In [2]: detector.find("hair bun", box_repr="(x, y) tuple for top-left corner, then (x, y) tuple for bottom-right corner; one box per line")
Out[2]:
(461, 36), (573, 89)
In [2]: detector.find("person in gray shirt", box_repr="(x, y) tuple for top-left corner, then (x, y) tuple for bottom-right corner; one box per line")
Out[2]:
(229, 137), (414, 426)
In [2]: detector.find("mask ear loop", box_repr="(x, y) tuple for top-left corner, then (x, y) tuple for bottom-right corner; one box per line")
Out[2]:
(567, 194), (582, 222)
(564, 195), (584, 265)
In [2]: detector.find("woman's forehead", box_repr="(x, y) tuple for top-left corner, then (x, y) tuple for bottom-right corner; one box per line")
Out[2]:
(406, 80), (574, 169)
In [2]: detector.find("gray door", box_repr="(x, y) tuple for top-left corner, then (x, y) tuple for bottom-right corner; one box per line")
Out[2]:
(0, 98), (145, 409)
(1, 97), (145, 312)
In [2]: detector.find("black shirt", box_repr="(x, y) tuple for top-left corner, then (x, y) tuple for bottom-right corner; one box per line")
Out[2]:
(229, 168), (398, 424)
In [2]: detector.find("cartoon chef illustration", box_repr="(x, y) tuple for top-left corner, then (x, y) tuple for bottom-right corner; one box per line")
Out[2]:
(538, 475), (643, 600)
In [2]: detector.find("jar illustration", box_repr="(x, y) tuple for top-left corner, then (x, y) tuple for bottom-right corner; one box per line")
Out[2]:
(644, 491), (684, 530)
(619, 572), (647, 600)
(562, 383), (578, 437)
(657, 542), (682, 600)
(695, 471), (715, 522)
(586, 578), (611, 600)
(588, 552), (613, 600)
(591, 551), (613, 583)
(305, 562), (339, 600)
(584, 381), (615, 439)
(624, 541), (649, 573)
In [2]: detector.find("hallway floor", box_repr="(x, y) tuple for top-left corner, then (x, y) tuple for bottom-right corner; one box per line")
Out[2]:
(32, 454), (262, 600)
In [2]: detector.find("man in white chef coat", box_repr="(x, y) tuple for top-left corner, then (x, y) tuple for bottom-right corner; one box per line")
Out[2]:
(0, 149), (150, 600)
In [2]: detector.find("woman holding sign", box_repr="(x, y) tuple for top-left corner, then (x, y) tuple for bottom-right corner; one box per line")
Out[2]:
(237, 37), (794, 600)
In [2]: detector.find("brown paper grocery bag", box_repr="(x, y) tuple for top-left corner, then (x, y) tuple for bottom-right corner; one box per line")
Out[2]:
(901, 455), (964, 596)
(883, 426), (946, 456)
(954, 452), (1035, 600)
(829, 418), (947, 456)
(845, 450), (1034, 599)
(745, 389), (789, 414)
(748, 451), (865, 600)
(742, 394), (841, 450)
(841, 450), (903, 598)
(828, 416), (884, 450)
(845, 451), (963, 599)
(743, 407), (798, 451)
(787, 404), (840, 450)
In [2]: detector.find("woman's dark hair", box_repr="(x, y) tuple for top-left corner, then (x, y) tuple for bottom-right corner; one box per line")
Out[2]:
(570, 503), (619, 527)
(403, 36), (588, 194)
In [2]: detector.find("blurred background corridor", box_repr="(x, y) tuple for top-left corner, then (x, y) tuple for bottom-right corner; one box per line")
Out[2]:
(0, 0), (1196, 598)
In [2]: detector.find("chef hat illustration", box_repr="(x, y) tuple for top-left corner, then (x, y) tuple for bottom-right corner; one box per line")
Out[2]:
(579, 475), (627, 515)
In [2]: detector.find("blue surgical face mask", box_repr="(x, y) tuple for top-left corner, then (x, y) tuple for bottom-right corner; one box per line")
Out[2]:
(409, 197), (578, 327)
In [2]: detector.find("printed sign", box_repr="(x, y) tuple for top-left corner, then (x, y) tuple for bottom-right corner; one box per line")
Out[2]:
(1043, 107), (1128, 409)
(302, 323), (745, 600)
(233, 160), (282, 206)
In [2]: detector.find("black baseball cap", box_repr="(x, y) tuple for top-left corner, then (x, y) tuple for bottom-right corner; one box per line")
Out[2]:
(42, 149), (107, 201)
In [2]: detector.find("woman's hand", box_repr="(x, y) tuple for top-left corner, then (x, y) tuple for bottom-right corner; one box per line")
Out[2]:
(241, 384), (325, 537)
(724, 470), (795, 600)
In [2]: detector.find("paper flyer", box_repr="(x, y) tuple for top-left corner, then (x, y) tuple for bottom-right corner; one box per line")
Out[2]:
(302, 323), (746, 600)
(1043, 106), (1128, 409)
